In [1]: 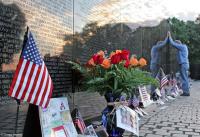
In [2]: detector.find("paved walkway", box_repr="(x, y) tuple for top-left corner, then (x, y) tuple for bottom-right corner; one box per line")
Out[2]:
(0, 101), (28, 137)
(124, 80), (200, 137)
(0, 81), (200, 137)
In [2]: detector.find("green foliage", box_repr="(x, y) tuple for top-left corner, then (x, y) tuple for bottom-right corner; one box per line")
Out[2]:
(67, 61), (86, 74)
(68, 61), (158, 96)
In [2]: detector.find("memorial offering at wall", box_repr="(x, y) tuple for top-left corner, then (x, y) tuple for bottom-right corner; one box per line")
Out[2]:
(139, 86), (153, 107)
(39, 97), (96, 137)
(39, 97), (78, 137)
(116, 106), (139, 136)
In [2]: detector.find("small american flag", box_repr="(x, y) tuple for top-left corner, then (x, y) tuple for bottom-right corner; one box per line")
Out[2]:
(74, 109), (86, 134)
(156, 68), (168, 90)
(140, 86), (149, 100)
(160, 69), (168, 89)
(169, 75), (177, 86)
(160, 76), (168, 88)
(8, 32), (53, 108)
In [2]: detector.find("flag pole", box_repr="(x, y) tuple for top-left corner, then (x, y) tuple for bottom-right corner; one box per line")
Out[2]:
(14, 99), (20, 136)
(20, 27), (29, 58)
(14, 26), (29, 136)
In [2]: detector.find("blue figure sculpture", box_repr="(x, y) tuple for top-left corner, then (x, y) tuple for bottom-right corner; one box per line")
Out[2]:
(150, 35), (168, 97)
(168, 32), (190, 96)
(150, 36), (168, 77)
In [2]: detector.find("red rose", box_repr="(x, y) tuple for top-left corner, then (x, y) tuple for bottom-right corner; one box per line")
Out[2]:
(97, 55), (104, 64)
(124, 59), (130, 68)
(92, 54), (98, 64)
(121, 50), (130, 60)
(111, 53), (122, 64)
(92, 54), (104, 64)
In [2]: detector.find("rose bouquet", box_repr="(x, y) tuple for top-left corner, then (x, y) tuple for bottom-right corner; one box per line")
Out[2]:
(68, 49), (158, 96)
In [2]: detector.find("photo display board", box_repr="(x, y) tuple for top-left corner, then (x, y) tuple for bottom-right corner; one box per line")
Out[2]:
(39, 97), (77, 137)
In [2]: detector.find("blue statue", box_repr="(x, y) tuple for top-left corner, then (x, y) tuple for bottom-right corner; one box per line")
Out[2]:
(150, 35), (168, 97)
(150, 36), (168, 77)
(168, 32), (190, 96)
(150, 32), (190, 97)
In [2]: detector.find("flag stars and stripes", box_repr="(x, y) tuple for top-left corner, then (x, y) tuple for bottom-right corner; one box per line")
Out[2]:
(161, 76), (168, 88)
(21, 34), (43, 65)
(74, 110), (86, 134)
(8, 32), (53, 108)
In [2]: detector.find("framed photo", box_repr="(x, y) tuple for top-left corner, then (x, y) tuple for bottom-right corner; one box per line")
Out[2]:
(116, 106), (139, 136)
(84, 125), (98, 137)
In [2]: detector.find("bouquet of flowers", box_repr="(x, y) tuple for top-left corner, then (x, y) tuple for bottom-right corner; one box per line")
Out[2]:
(68, 49), (158, 96)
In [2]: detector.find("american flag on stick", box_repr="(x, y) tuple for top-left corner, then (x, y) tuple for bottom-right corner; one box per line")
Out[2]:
(73, 108), (86, 134)
(8, 31), (53, 108)
(160, 68), (168, 89)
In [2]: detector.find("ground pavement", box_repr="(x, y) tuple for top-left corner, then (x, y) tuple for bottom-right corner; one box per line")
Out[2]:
(124, 80), (200, 137)
(0, 81), (200, 137)
(0, 100), (28, 137)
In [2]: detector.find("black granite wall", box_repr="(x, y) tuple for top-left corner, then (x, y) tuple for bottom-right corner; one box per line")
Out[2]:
(0, 0), (73, 96)
(0, 0), (180, 120)
(0, 0), (178, 98)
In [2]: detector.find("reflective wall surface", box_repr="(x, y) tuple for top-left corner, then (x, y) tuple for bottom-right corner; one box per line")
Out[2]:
(72, 0), (175, 72)
(1, 0), (199, 96)
(0, 0), (73, 96)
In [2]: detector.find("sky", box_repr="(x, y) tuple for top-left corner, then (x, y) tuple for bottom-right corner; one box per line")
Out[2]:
(88, 0), (200, 27)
